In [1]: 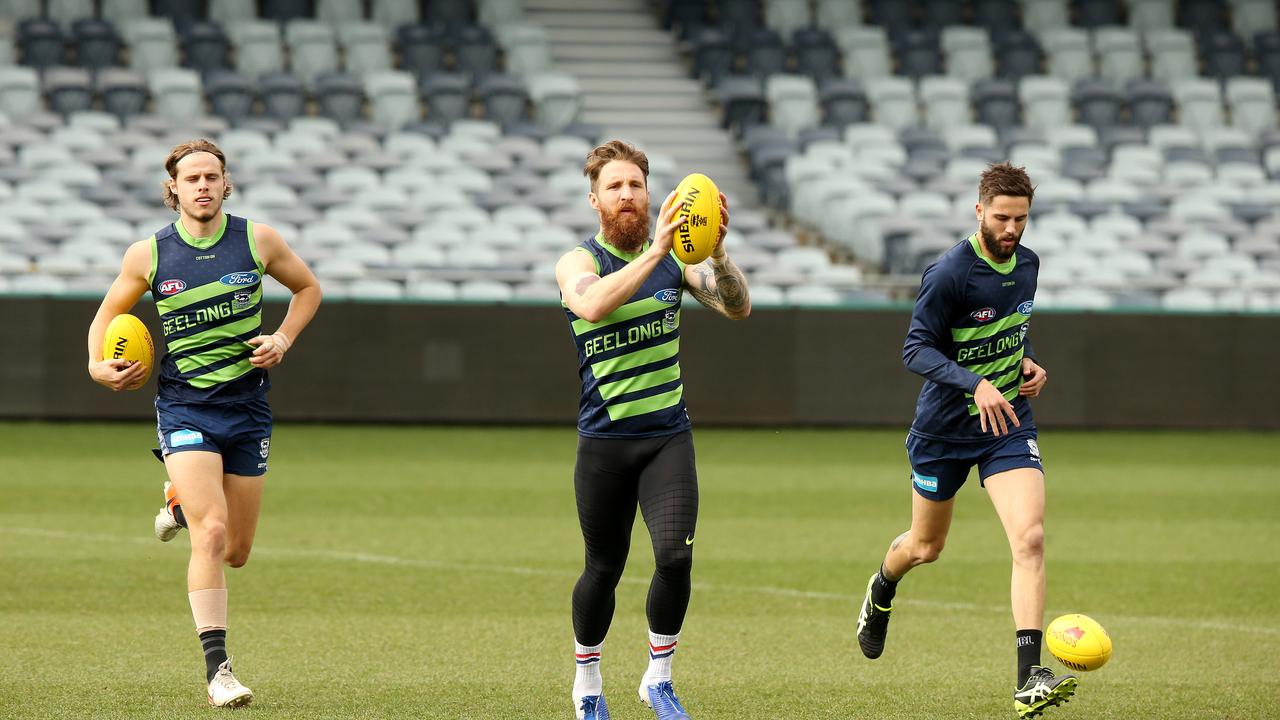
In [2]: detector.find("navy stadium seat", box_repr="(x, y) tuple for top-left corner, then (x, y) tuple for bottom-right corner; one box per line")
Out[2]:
(262, 0), (313, 23)
(1127, 78), (1174, 128)
(182, 21), (231, 76)
(44, 66), (93, 116)
(260, 71), (306, 122)
(397, 25), (447, 77)
(995, 31), (1042, 80)
(692, 27), (734, 83)
(97, 67), (147, 118)
(476, 73), (529, 129)
(452, 25), (498, 79)
(426, 0), (475, 30)
(18, 19), (65, 69)
(1073, 79), (1123, 130)
(717, 75), (767, 136)
(72, 19), (123, 69)
(742, 28), (787, 78)
(206, 71), (256, 123)
(818, 77), (868, 127)
(973, 0), (1019, 33)
(420, 72), (472, 125)
(793, 28), (840, 81)
(315, 71), (366, 126)
(1198, 31), (1247, 81)
(1075, 0), (1124, 28)
(894, 28), (943, 78)
(971, 78), (1019, 130)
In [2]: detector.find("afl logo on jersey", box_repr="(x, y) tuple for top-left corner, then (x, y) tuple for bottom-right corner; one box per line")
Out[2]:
(220, 271), (260, 286)
(1018, 300), (1034, 316)
(158, 279), (186, 295)
(970, 307), (996, 322)
(654, 288), (680, 304)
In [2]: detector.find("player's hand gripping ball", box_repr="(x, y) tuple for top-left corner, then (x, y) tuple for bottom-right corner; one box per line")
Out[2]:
(1046, 614), (1112, 671)
(671, 173), (722, 265)
(102, 313), (154, 386)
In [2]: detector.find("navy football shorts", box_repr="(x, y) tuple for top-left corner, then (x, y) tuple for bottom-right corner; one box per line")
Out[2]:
(155, 395), (273, 477)
(905, 428), (1042, 501)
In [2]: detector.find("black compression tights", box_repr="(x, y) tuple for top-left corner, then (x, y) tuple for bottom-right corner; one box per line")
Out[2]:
(571, 431), (699, 646)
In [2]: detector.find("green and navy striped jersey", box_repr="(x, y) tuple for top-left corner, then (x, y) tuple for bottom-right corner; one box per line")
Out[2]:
(904, 233), (1039, 442)
(148, 213), (269, 403)
(563, 234), (691, 438)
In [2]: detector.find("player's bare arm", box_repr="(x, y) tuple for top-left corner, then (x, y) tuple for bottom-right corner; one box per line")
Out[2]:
(246, 223), (322, 369)
(87, 240), (153, 391)
(1019, 358), (1047, 398)
(684, 192), (750, 320)
(557, 190), (683, 323)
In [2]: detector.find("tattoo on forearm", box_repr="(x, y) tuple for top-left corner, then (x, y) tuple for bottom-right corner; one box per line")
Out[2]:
(574, 275), (598, 297)
(711, 256), (748, 314)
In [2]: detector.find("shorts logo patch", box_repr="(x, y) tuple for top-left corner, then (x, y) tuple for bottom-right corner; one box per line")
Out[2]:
(1018, 300), (1034, 316)
(158, 279), (186, 295)
(970, 307), (996, 322)
(654, 288), (680, 304)
(911, 471), (939, 492)
(1027, 439), (1041, 462)
(259, 438), (270, 459)
(169, 429), (203, 447)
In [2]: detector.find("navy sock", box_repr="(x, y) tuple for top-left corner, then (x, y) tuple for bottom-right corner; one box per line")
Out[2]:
(1017, 629), (1042, 687)
(200, 629), (228, 682)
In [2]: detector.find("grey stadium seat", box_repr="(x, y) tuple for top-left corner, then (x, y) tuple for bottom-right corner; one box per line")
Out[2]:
(148, 68), (203, 125)
(1093, 27), (1144, 85)
(0, 66), (41, 118)
(123, 19), (178, 70)
(529, 73), (582, 132)
(260, 71), (306, 123)
(285, 20), (339, 86)
(228, 21), (285, 78)
(338, 23), (392, 77)
(421, 72), (472, 126)
(365, 70), (420, 130)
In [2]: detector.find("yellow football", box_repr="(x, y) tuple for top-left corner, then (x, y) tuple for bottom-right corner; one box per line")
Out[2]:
(1046, 614), (1112, 671)
(102, 313), (154, 385)
(671, 172), (722, 265)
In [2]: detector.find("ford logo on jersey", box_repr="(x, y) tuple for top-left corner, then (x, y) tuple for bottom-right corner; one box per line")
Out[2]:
(970, 307), (996, 322)
(158, 279), (186, 295)
(654, 288), (680, 304)
(220, 271), (260, 286)
(1018, 300), (1034, 316)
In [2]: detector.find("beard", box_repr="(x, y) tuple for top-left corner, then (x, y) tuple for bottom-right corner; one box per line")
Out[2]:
(599, 203), (650, 254)
(979, 221), (1022, 262)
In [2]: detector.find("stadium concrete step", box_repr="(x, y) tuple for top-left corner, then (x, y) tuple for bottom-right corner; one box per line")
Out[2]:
(544, 26), (667, 43)
(574, 77), (705, 95)
(582, 94), (708, 112)
(583, 110), (720, 129)
(552, 44), (675, 63)
(556, 59), (686, 79)
(528, 0), (757, 211)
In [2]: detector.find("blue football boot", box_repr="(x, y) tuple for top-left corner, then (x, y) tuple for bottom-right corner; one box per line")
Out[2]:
(577, 694), (610, 720)
(641, 681), (691, 720)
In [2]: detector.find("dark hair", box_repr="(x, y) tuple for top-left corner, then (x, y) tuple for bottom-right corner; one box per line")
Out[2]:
(162, 139), (233, 210)
(978, 162), (1034, 206)
(583, 139), (649, 193)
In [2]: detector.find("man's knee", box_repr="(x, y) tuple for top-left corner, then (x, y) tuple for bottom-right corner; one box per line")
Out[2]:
(653, 541), (693, 578)
(193, 520), (228, 558)
(224, 546), (251, 568)
(1012, 524), (1045, 565)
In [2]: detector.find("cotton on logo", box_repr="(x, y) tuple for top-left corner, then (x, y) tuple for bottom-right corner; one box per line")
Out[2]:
(971, 307), (996, 322)
(158, 279), (186, 295)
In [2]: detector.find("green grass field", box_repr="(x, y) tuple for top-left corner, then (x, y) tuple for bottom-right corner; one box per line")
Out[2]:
(2, 422), (1278, 719)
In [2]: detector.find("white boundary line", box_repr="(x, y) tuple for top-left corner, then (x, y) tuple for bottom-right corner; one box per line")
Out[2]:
(4, 526), (1277, 637)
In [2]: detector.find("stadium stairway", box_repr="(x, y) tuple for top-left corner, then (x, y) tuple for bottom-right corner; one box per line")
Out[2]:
(524, 0), (756, 202)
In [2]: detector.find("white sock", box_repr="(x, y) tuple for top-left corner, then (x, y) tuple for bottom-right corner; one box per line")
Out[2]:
(642, 630), (679, 686)
(573, 639), (603, 702)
